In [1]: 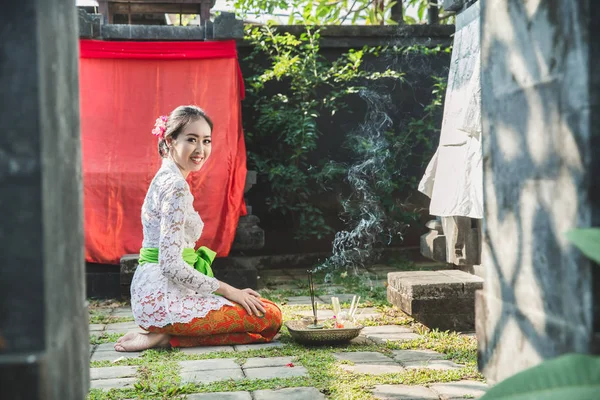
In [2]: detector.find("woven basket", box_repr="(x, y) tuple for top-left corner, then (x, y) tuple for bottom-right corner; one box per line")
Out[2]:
(285, 320), (363, 345)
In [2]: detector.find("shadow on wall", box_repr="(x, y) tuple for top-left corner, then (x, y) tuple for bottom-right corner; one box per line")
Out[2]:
(477, 0), (599, 381)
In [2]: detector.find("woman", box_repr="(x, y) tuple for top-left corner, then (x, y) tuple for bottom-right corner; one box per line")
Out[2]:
(115, 105), (282, 352)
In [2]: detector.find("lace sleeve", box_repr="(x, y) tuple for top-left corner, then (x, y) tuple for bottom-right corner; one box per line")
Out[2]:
(158, 180), (219, 294)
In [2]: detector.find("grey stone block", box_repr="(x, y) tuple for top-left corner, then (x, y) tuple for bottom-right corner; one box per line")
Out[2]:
(391, 350), (445, 363)
(213, 257), (258, 290)
(231, 214), (265, 251)
(181, 369), (244, 384)
(90, 377), (137, 390)
(234, 341), (284, 352)
(244, 365), (308, 380)
(111, 307), (133, 318)
(340, 363), (405, 374)
(120, 254), (139, 275)
(372, 384), (439, 399)
(430, 380), (488, 399)
(104, 322), (144, 335)
(89, 324), (105, 332)
(186, 392), (252, 400)
(442, 0), (466, 12)
(333, 352), (393, 364)
(387, 271), (483, 298)
(91, 344), (142, 362)
(78, 9), (101, 39)
(420, 230), (447, 263)
(243, 356), (294, 368)
(180, 346), (235, 355)
(90, 366), (137, 380)
(387, 270), (483, 331)
(212, 12), (244, 39)
(253, 387), (326, 400)
(402, 360), (462, 370)
(102, 24), (206, 40)
(94, 343), (121, 352)
(180, 359), (239, 371)
(360, 325), (420, 343)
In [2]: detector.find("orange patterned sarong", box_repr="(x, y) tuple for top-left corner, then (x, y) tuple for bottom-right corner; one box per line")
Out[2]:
(146, 298), (282, 347)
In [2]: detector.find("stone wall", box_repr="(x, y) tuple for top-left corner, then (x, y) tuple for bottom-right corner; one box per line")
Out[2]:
(0, 0), (89, 397)
(476, 0), (600, 383)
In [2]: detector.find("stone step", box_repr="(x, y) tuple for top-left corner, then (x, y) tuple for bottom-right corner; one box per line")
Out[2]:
(387, 270), (483, 331)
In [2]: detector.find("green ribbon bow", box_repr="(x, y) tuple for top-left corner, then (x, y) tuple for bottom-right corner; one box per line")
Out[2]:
(138, 246), (216, 277)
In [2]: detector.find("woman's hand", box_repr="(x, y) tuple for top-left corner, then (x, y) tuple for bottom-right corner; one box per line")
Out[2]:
(228, 288), (266, 316)
(215, 282), (266, 316)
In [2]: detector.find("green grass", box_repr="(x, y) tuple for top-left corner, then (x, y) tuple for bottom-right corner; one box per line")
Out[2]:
(87, 262), (483, 399)
(90, 332), (125, 345)
(88, 333), (481, 399)
(89, 313), (135, 325)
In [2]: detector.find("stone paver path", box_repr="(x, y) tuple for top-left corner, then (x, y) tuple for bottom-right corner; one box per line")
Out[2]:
(180, 359), (245, 384)
(186, 393), (253, 400)
(90, 365), (138, 390)
(90, 342), (141, 362)
(430, 381), (488, 399)
(334, 350), (465, 375)
(103, 321), (145, 335)
(89, 267), (484, 398)
(242, 356), (308, 380)
(372, 384), (440, 400)
(254, 387), (327, 400)
(360, 325), (420, 343)
(177, 355), (308, 384)
(391, 349), (445, 363)
(180, 345), (235, 355)
(372, 380), (487, 399)
(402, 359), (462, 371)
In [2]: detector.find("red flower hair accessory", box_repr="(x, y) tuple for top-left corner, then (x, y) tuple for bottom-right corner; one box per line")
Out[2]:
(152, 115), (168, 140)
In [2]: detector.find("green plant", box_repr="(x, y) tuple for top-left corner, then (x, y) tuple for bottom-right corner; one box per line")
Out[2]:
(244, 26), (448, 242)
(244, 25), (405, 240)
(231, 0), (452, 25)
(480, 354), (600, 400)
(565, 228), (600, 264)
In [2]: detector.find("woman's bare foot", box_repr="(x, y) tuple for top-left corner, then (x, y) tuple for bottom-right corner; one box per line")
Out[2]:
(114, 332), (170, 352)
(116, 332), (137, 345)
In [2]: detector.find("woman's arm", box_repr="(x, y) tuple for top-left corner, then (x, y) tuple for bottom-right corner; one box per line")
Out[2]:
(215, 281), (266, 316)
(159, 180), (266, 315)
(158, 180), (219, 294)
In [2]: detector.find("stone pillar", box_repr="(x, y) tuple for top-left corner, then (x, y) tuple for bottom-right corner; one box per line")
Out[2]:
(0, 1), (89, 398)
(476, 0), (600, 383)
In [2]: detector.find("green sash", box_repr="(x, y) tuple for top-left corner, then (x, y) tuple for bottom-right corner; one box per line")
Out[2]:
(138, 246), (216, 277)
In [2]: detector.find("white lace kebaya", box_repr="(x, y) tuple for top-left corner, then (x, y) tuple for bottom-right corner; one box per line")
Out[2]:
(131, 157), (232, 329)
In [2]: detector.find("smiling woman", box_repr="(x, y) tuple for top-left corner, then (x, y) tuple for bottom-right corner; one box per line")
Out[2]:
(114, 105), (282, 352)
(155, 106), (213, 177)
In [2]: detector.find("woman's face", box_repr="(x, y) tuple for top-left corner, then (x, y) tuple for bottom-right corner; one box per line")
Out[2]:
(167, 117), (212, 178)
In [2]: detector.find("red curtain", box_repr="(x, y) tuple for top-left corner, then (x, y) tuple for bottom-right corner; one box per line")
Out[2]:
(79, 39), (247, 265)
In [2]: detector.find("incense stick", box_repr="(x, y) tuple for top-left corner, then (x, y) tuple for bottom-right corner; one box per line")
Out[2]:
(308, 270), (317, 326)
